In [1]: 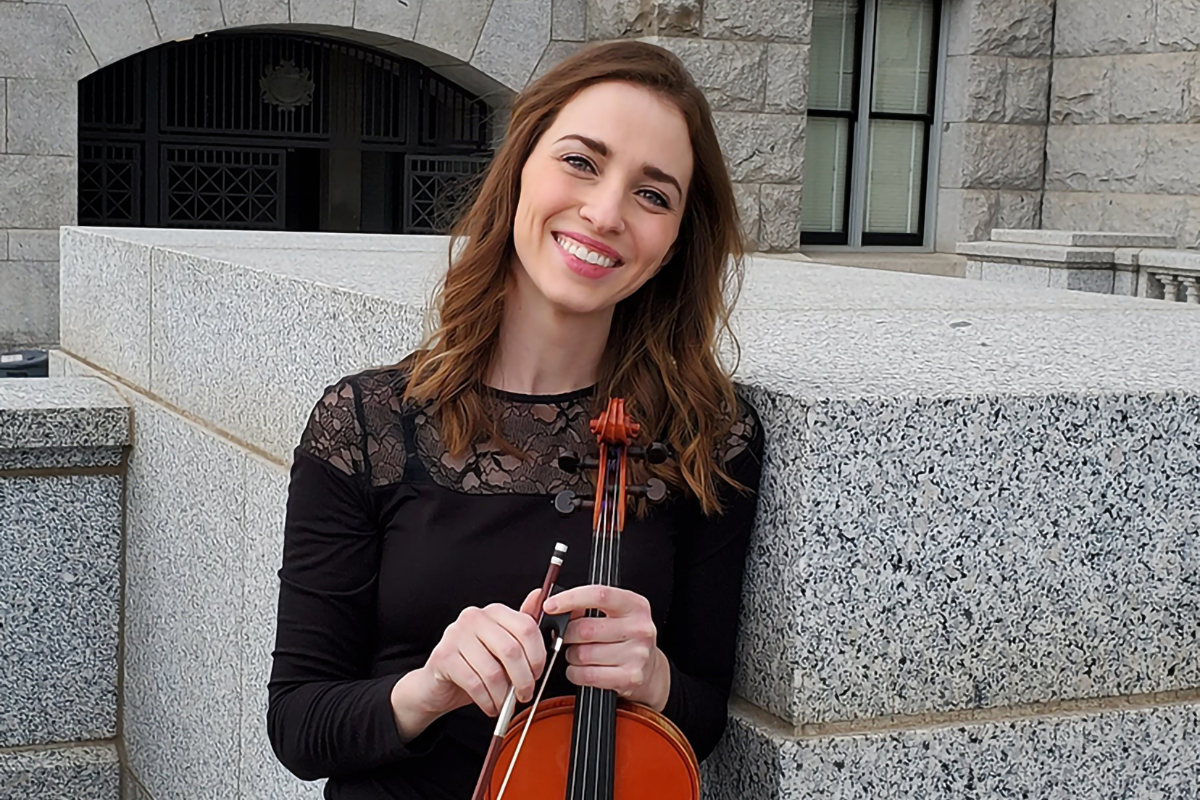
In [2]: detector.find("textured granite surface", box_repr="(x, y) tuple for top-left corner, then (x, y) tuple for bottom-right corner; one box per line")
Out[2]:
(704, 700), (1200, 800)
(0, 743), (119, 800)
(0, 473), (122, 746)
(737, 386), (1200, 725)
(0, 377), (129, 450)
(122, 390), (245, 800)
(120, 383), (323, 800)
(990, 229), (1177, 248)
(0, 446), (123, 469)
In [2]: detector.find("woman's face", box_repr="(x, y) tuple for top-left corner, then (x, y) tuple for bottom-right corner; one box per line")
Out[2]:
(511, 81), (693, 318)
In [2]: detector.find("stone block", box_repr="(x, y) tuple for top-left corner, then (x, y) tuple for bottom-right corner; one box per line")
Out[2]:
(706, 701), (1200, 800)
(0, 377), (129, 450)
(145, 244), (424, 461)
(1050, 56), (1112, 124)
(66, 0), (158, 69)
(1144, 125), (1200, 195)
(0, 232), (7, 260)
(222, 0), (288, 28)
(997, 191), (1042, 230)
(587, 0), (702, 38)
(1045, 125), (1149, 193)
(652, 38), (767, 112)
(122, 393), (244, 800)
(941, 55), (1007, 123)
(531, 41), (587, 83)
(734, 182), (761, 250)
(471, 0), (552, 90)
(0, 474), (122, 746)
(414, 0), (492, 62)
(1097, 192), (1192, 246)
(552, 0), (586, 41)
(980, 259), (1051, 286)
(1047, 267), (1116, 293)
(759, 184), (802, 252)
(7, 230), (59, 262)
(1156, 0), (1200, 50)
(0, 82), (6, 153)
(60, 229), (153, 389)
(1004, 58), (1050, 124)
(0, 3), (96, 79)
(765, 43), (808, 114)
(240, 455), (327, 800)
(941, 123), (1045, 191)
(1114, 269), (1137, 296)
(7, 79), (76, 156)
(989, 229), (1176, 248)
(1110, 53), (1195, 123)
(0, 155), (76, 229)
(1041, 191), (1107, 231)
(934, 188), (998, 252)
(289, 0), (353, 26)
(704, 0), (810, 42)
(0, 744), (119, 800)
(965, 260), (983, 279)
(957, 241), (1114, 263)
(145, 0), (223, 44)
(0, 261), (58, 347)
(714, 112), (805, 182)
(354, 0), (422, 41)
(1138, 247), (1200, 270)
(946, 0), (1054, 58)
(1054, 0), (1155, 56)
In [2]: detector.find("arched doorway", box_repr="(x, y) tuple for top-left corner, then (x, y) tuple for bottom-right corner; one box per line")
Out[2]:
(77, 31), (494, 234)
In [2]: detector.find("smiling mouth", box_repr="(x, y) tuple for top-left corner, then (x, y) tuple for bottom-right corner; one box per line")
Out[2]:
(553, 233), (623, 268)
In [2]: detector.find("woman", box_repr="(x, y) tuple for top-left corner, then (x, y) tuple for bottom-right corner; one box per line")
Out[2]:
(267, 40), (765, 799)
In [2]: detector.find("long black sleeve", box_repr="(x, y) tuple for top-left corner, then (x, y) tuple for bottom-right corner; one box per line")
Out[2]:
(267, 384), (438, 781)
(659, 399), (765, 760)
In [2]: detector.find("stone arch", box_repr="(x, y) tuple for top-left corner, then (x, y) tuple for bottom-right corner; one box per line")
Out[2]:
(0, 0), (585, 344)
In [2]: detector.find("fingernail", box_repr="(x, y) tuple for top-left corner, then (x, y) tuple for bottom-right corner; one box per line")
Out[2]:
(543, 600), (558, 613)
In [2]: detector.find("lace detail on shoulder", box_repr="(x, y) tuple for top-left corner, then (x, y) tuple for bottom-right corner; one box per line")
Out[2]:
(720, 394), (760, 466)
(357, 369), (409, 486)
(298, 381), (367, 476)
(413, 395), (596, 495)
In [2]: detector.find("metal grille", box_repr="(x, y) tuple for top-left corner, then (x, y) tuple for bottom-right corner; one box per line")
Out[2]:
(79, 58), (144, 132)
(421, 72), (489, 147)
(405, 156), (489, 233)
(79, 143), (141, 224)
(161, 35), (330, 138)
(361, 52), (408, 143)
(163, 147), (284, 229)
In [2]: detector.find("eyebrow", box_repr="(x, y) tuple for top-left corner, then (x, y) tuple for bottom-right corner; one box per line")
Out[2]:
(555, 134), (683, 199)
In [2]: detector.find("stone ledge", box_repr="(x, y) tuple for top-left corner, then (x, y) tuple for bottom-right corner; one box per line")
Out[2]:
(990, 229), (1176, 248)
(0, 743), (119, 800)
(0, 378), (130, 450)
(956, 240), (1116, 265)
(705, 699), (1200, 799)
(1138, 248), (1200, 270)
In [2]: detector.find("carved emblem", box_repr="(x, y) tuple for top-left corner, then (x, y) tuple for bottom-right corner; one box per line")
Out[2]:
(260, 60), (315, 110)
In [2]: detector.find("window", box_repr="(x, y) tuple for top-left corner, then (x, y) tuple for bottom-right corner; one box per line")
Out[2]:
(802, 0), (940, 247)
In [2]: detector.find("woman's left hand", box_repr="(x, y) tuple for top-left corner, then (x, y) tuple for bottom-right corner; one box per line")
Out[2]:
(542, 585), (670, 711)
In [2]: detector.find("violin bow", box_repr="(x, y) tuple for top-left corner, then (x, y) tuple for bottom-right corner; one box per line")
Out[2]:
(469, 542), (568, 800)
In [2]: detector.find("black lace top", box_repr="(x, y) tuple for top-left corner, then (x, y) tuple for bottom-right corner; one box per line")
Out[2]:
(267, 364), (765, 800)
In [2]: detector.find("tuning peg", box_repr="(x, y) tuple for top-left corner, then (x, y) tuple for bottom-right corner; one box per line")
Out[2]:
(557, 450), (599, 473)
(553, 489), (594, 515)
(626, 478), (667, 504)
(628, 442), (670, 464)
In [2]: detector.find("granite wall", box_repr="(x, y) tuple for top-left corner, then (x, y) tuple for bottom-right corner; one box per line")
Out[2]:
(1042, 0), (1200, 249)
(0, 376), (129, 799)
(53, 226), (1200, 799)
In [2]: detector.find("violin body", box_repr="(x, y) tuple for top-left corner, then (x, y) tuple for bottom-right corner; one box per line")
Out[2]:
(485, 696), (700, 800)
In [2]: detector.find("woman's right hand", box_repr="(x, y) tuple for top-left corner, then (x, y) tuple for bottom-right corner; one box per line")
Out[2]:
(392, 589), (547, 737)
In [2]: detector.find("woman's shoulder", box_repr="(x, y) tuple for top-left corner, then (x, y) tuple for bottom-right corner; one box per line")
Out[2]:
(296, 355), (419, 476)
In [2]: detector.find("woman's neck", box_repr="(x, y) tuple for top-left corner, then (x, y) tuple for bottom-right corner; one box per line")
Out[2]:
(487, 284), (611, 397)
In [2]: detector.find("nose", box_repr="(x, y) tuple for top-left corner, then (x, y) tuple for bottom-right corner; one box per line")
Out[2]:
(578, 179), (626, 235)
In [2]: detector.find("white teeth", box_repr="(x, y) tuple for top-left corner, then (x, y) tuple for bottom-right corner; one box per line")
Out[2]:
(555, 234), (618, 268)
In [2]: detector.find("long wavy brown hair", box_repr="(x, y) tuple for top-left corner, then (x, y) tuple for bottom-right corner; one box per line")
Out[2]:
(402, 40), (748, 516)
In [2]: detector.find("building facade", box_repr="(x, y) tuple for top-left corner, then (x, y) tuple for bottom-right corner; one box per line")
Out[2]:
(1, 0), (1199, 347)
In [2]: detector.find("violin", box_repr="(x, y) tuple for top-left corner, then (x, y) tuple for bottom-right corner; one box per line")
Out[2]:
(471, 398), (700, 800)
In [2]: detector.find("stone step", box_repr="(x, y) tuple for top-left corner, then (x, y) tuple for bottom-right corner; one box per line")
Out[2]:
(989, 229), (1177, 248)
(0, 744), (119, 799)
(703, 699), (1200, 799)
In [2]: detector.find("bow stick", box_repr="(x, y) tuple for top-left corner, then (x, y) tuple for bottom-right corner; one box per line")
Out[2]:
(469, 542), (569, 800)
